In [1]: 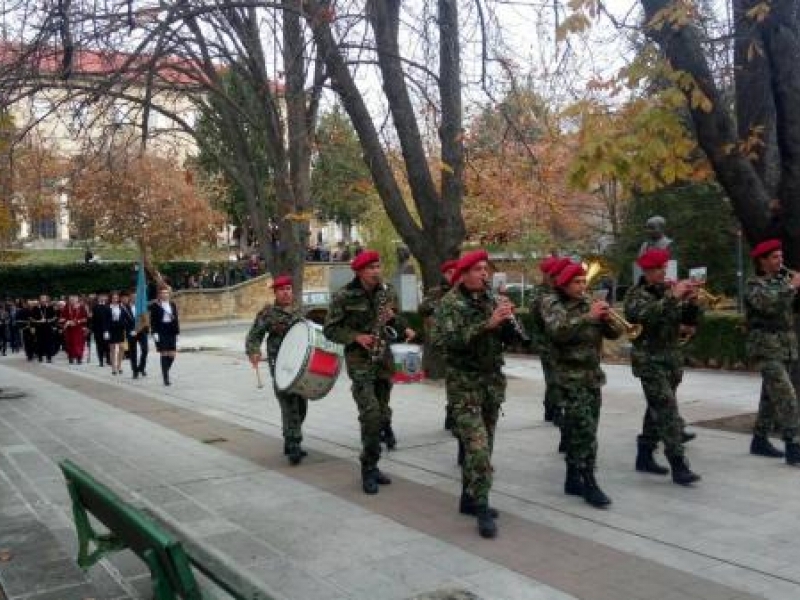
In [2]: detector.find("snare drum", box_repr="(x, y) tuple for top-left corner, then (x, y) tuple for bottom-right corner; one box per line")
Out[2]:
(274, 320), (344, 400)
(390, 343), (424, 383)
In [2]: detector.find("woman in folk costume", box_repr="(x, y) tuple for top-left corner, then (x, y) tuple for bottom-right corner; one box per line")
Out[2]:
(149, 286), (180, 386)
(59, 295), (89, 364)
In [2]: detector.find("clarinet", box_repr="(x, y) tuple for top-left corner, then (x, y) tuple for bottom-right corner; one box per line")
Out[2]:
(370, 283), (399, 363)
(485, 282), (532, 345)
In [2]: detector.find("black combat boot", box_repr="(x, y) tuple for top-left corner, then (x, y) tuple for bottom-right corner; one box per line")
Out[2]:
(558, 426), (568, 454)
(544, 403), (555, 422)
(750, 435), (785, 458)
(459, 483), (499, 517)
(666, 454), (701, 485)
(381, 425), (397, 450)
(361, 468), (379, 494)
(580, 469), (612, 508)
(476, 505), (497, 539)
(287, 442), (303, 466)
(552, 406), (563, 427)
(444, 407), (454, 431)
(457, 437), (465, 466)
(564, 464), (584, 496)
(785, 441), (800, 466)
(635, 438), (669, 475)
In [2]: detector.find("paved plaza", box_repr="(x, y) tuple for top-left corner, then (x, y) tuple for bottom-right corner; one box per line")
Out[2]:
(1, 322), (799, 600)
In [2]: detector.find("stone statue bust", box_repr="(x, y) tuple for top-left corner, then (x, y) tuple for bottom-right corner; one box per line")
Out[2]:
(638, 215), (673, 255)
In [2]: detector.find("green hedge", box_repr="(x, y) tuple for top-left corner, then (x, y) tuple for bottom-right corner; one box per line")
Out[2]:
(0, 262), (221, 298)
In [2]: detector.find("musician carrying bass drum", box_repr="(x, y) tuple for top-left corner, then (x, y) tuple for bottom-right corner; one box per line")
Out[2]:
(246, 274), (319, 465)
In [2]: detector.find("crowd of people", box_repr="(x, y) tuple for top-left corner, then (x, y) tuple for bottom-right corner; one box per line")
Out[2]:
(1, 287), (181, 386)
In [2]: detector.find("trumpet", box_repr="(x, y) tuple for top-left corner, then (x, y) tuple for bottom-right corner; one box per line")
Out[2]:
(582, 258), (642, 340)
(694, 287), (723, 309)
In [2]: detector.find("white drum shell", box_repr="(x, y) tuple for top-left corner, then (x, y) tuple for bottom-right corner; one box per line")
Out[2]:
(274, 320), (344, 400)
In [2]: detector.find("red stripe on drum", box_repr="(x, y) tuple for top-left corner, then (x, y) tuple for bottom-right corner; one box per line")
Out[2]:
(308, 349), (340, 378)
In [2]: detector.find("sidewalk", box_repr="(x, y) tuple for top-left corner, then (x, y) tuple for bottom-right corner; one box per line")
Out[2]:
(0, 323), (797, 599)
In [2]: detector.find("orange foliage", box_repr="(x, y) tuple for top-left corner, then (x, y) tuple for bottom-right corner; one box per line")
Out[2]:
(69, 149), (225, 259)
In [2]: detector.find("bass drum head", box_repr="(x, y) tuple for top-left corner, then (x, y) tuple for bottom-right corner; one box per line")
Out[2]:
(274, 320), (311, 391)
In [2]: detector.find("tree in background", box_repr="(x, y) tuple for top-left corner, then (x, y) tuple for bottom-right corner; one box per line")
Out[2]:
(311, 106), (374, 243)
(69, 149), (224, 261)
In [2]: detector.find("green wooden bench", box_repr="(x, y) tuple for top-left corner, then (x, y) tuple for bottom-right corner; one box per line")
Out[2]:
(59, 459), (275, 599)
(59, 459), (203, 600)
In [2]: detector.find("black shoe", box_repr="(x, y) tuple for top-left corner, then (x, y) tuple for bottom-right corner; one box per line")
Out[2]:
(46, 358), (51, 363)
(564, 464), (584, 496)
(681, 430), (696, 443)
(374, 469), (391, 485)
(457, 438), (465, 466)
(361, 469), (379, 495)
(288, 444), (303, 466)
(635, 443), (669, 475)
(444, 411), (454, 431)
(164, 377), (171, 386)
(69, 358), (74, 364)
(750, 435), (785, 458)
(580, 469), (612, 508)
(140, 369), (147, 377)
(552, 406), (563, 427)
(133, 371), (139, 379)
(77, 359), (82, 364)
(544, 404), (555, 422)
(666, 454), (701, 485)
(558, 435), (567, 454)
(785, 441), (800, 466)
(476, 506), (497, 539)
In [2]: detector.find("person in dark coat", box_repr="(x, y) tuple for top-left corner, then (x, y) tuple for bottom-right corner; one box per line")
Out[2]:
(91, 293), (112, 367)
(149, 287), (180, 386)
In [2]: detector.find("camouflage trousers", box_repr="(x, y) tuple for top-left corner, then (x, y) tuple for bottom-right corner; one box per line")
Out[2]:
(558, 384), (601, 470)
(754, 359), (799, 442)
(637, 365), (685, 456)
(275, 389), (308, 445)
(541, 356), (559, 414)
(351, 372), (393, 470)
(449, 370), (505, 506)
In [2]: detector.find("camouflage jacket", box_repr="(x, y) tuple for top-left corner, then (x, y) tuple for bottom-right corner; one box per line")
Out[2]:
(745, 272), (798, 361)
(528, 283), (553, 356)
(418, 279), (452, 319)
(542, 292), (622, 387)
(624, 281), (700, 372)
(323, 277), (408, 372)
(432, 284), (505, 374)
(245, 303), (302, 368)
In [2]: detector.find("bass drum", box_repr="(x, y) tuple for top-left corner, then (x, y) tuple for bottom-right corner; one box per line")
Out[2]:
(274, 320), (344, 400)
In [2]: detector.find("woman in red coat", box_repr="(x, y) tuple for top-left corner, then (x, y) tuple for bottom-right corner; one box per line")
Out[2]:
(60, 295), (89, 364)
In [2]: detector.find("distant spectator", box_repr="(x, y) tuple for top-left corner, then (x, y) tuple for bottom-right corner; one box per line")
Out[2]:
(84, 249), (94, 264)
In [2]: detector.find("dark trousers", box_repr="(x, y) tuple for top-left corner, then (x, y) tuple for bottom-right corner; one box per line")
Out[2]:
(93, 332), (110, 366)
(127, 332), (149, 374)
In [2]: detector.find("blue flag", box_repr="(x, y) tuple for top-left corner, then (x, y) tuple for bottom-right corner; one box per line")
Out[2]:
(135, 258), (148, 327)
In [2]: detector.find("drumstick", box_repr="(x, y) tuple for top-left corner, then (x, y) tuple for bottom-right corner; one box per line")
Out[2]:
(254, 361), (264, 389)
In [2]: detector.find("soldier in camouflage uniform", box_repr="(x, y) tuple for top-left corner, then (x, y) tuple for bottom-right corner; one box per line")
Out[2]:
(419, 259), (459, 432)
(745, 239), (800, 465)
(542, 261), (622, 508)
(246, 275), (309, 465)
(623, 248), (701, 485)
(432, 249), (515, 539)
(323, 251), (416, 494)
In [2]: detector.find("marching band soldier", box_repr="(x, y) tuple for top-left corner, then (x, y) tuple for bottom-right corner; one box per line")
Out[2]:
(745, 239), (800, 465)
(623, 248), (701, 485)
(542, 261), (622, 508)
(324, 250), (415, 495)
(246, 275), (309, 465)
(433, 249), (513, 538)
(419, 259), (459, 432)
(530, 256), (560, 423)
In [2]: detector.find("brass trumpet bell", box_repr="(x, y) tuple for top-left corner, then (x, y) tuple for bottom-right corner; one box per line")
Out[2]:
(608, 309), (643, 340)
(696, 288), (722, 309)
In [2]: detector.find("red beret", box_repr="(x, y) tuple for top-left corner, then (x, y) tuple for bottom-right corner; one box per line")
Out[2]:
(636, 248), (671, 270)
(549, 257), (572, 277)
(539, 256), (558, 274)
(351, 250), (380, 271)
(555, 262), (586, 288)
(271, 274), (292, 289)
(440, 259), (459, 274)
(750, 238), (782, 259)
(456, 249), (489, 279)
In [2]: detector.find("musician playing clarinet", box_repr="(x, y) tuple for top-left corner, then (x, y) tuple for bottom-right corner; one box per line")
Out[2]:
(432, 249), (514, 539)
(245, 274), (309, 465)
(324, 251), (415, 495)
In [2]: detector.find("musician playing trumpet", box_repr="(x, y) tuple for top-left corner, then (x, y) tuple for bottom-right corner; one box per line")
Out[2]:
(324, 251), (415, 494)
(746, 239), (800, 466)
(623, 248), (702, 486)
(542, 261), (623, 508)
(246, 275), (309, 465)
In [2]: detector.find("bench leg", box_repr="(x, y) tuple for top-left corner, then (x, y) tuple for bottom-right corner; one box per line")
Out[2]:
(144, 548), (181, 600)
(66, 481), (126, 568)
